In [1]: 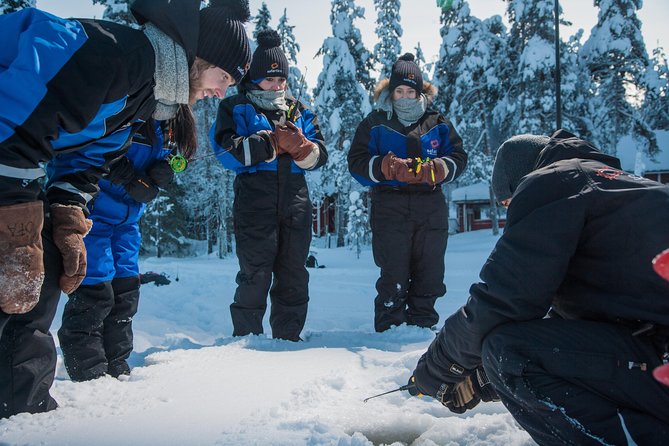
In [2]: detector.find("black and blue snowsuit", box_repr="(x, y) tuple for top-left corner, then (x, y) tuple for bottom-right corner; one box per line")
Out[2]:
(0, 2), (197, 418)
(58, 122), (171, 381)
(348, 83), (467, 332)
(211, 89), (327, 341)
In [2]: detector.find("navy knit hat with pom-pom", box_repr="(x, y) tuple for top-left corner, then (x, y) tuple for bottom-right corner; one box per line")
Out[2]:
(389, 53), (423, 93)
(198, 0), (253, 83)
(249, 29), (289, 81)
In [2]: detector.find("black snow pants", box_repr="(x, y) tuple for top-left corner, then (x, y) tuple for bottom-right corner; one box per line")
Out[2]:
(230, 169), (312, 341)
(482, 318), (669, 446)
(58, 276), (140, 381)
(370, 186), (448, 332)
(0, 216), (60, 418)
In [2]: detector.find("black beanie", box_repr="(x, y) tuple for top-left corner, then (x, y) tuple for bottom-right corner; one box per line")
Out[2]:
(249, 29), (289, 81)
(389, 53), (423, 93)
(198, 0), (253, 84)
(491, 134), (551, 203)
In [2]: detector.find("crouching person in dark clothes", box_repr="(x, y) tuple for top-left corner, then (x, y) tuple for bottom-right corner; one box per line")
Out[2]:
(408, 130), (669, 445)
(58, 120), (181, 381)
(0, 0), (252, 418)
(211, 29), (327, 341)
(348, 53), (467, 333)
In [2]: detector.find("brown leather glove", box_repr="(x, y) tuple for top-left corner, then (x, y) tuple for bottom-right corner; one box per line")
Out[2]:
(0, 201), (45, 314)
(50, 204), (93, 294)
(381, 152), (421, 183)
(274, 121), (316, 162)
(414, 158), (449, 185)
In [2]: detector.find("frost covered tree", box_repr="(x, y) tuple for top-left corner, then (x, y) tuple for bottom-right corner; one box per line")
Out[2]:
(252, 2), (271, 39)
(328, 0), (375, 93)
(179, 98), (236, 258)
(92, 0), (136, 26)
(581, 0), (656, 155)
(433, 0), (492, 118)
(277, 8), (311, 104)
(414, 42), (433, 82)
(0, 0), (34, 14)
(372, 0), (402, 79)
(313, 5), (372, 247)
(345, 191), (369, 258)
(642, 47), (669, 131)
(504, 0), (562, 134)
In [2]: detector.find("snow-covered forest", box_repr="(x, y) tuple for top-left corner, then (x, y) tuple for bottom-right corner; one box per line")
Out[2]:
(3, 0), (668, 256)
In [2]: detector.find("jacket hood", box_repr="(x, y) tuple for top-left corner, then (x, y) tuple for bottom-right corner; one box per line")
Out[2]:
(131, 0), (200, 66)
(536, 129), (621, 170)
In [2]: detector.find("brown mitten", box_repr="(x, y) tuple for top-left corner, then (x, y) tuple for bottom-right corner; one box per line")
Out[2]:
(381, 152), (414, 181)
(415, 158), (449, 185)
(50, 204), (93, 294)
(0, 201), (45, 314)
(274, 121), (315, 162)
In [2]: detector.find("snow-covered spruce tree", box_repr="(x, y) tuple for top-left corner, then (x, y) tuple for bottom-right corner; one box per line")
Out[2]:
(0, 0), (34, 14)
(313, 21), (372, 247)
(504, 0), (562, 134)
(414, 42), (434, 82)
(345, 190), (369, 259)
(329, 0), (375, 93)
(581, 0), (656, 155)
(252, 1), (271, 40)
(446, 11), (509, 234)
(432, 0), (473, 118)
(178, 98), (237, 258)
(92, 0), (136, 26)
(559, 30), (598, 142)
(372, 0), (402, 79)
(642, 47), (669, 131)
(277, 8), (311, 104)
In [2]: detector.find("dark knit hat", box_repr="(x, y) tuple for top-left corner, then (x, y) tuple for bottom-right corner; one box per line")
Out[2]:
(249, 29), (289, 81)
(198, 0), (253, 83)
(491, 134), (551, 203)
(389, 53), (423, 93)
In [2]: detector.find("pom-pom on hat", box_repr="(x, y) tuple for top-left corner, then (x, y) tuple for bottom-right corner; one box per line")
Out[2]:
(198, 0), (253, 83)
(389, 53), (423, 93)
(249, 29), (289, 81)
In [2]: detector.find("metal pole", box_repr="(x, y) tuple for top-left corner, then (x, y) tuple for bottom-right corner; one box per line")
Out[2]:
(554, 0), (562, 130)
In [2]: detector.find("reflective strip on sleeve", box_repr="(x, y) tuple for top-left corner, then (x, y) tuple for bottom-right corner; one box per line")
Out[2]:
(369, 155), (380, 183)
(243, 138), (252, 166)
(49, 181), (94, 204)
(0, 163), (45, 180)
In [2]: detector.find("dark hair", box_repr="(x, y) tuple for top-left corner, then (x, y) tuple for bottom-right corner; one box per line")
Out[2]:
(165, 105), (197, 160)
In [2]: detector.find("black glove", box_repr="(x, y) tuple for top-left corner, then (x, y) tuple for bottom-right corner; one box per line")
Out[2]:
(147, 160), (174, 189)
(443, 367), (499, 414)
(411, 351), (468, 400)
(124, 174), (159, 203)
(107, 156), (136, 185)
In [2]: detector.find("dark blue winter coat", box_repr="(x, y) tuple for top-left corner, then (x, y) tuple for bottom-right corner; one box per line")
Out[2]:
(0, 3), (199, 212)
(348, 83), (467, 190)
(82, 122), (170, 285)
(210, 91), (327, 174)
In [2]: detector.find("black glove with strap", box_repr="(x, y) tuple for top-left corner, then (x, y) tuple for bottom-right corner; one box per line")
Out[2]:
(108, 156), (159, 203)
(146, 160), (174, 189)
(124, 174), (159, 203)
(410, 352), (499, 413)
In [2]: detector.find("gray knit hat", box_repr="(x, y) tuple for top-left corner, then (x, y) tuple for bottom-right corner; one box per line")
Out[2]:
(492, 134), (551, 203)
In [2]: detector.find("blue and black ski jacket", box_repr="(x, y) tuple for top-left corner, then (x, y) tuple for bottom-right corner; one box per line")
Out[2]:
(348, 82), (467, 191)
(210, 91), (327, 175)
(0, 2), (199, 212)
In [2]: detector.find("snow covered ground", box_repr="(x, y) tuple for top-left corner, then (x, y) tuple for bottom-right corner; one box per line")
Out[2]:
(0, 230), (534, 446)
